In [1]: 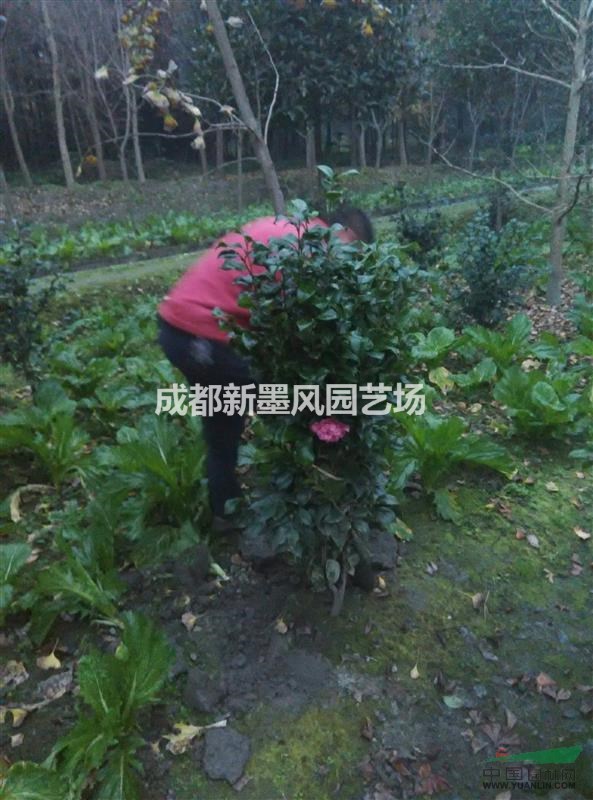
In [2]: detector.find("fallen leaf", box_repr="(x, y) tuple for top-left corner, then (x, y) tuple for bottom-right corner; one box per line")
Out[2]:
(469, 403), (482, 413)
(482, 722), (502, 744)
(555, 688), (571, 702)
(232, 774), (252, 792)
(10, 733), (24, 748)
(274, 618), (288, 635)
(377, 575), (387, 590)
(164, 719), (226, 755)
(541, 685), (558, 700)
(416, 761), (451, 795)
(574, 527), (591, 541)
(536, 672), (556, 693)
(576, 471), (585, 479)
(181, 612), (198, 632)
(515, 529), (526, 540)
(410, 663), (420, 680)
(36, 649), (62, 671)
(527, 534), (540, 549)
(504, 708), (517, 730)
(571, 553), (583, 576)
(524, 476), (535, 485)
(443, 694), (465, 709)
(544, 569), (554, 583)
(360, 717), (374, 741)
(8, 484), (51, 522)
(471, 592), (485, 610)
(545, 481), (559, 493)
(426, 561), (438, 576)
(0, 708), (28, 728)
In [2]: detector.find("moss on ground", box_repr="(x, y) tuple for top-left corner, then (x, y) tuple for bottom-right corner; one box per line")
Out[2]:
(169, 449), (591, 799)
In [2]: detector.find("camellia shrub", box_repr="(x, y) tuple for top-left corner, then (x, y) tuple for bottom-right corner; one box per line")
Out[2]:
(222, 201), (418, 613)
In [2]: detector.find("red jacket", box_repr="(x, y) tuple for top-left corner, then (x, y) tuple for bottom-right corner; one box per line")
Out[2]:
(158, 215), (343, 343)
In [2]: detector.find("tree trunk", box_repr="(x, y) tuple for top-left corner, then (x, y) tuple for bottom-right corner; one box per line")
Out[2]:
(375, 127), (383, 169)
(206, 0), (284, 214)
(397, 119), (408, 166)
(130, 89), (145, 184)
(85, 84), (107, 180)
(41, 0), (75, 189)
(305, 122), (316, 170)
(216, 127), (224, 170)
(0, 163), (16, 221)
(0, 52), (33, 187)
(468, 116), (481, 172)
(237, 127), (243, 212)
(546, 0), (589, 306)
(358, 123), (367, 169)
(349, 118), (358, 167)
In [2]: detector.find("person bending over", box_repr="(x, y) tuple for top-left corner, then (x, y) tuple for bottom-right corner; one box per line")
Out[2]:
(157, 207), (374, 529)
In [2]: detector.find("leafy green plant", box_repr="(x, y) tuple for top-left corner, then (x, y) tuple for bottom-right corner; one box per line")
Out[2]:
(452, 357), (497, 389)
(493, 365), (588, 437)
(0, 226), (65, 381)
(223, 200), (418, 613)
(0, 381), (89, 487)
(391, 412), (513, 521)
(317, 164), (359, 214)
(452, 211), (535, 326)
(396, 209), (444, 262)
(569, 293), (593, 339)
(461, 313), (532, 371)
(409, 326), (457, 365)
(0, 542), (32, 624)
(0, 205), (271, 270)
(0, 762), (66, 800)
(96, 415), (208, 564)
(43, 612), (174, 800)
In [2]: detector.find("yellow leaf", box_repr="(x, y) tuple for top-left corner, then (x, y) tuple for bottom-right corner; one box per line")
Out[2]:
(574, 527), (591, 541)
(36, 651), (61, 671)
(545, 481), (559, 493)
(164, 720), (227, 755)
(377, 575), (387, 591)
(9, 708), (28, 728)
(275, 618), (288, 635)
(410, 663), (420, 680)
(164, 723), (203, 755)
(181, 612), (198, 632)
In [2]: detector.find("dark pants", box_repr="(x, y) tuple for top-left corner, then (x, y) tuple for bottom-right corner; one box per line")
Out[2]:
(157, 316), (253, 517)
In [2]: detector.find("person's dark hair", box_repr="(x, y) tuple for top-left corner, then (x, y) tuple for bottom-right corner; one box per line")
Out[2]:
(326, 206), (375, 244)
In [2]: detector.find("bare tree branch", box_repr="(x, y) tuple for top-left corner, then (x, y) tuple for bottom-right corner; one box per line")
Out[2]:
(246, 10), (279, 146)
(542, 0), (578, 35)
(438, 59), (571, 89)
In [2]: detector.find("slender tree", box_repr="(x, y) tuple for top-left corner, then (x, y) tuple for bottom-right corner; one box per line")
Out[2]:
(205, 0), (284, 213)
(40, 0), (75, 189)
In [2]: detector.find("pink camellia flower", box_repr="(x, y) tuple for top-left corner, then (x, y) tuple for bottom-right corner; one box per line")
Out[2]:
(309, 418), (350, 443)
